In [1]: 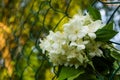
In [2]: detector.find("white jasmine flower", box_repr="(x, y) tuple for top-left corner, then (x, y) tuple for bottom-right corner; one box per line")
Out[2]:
(81, 14), (93, 26)
(64, 62), (69, 67)
(87, 20), (105, 39)
(88, 20), (104, 33)
(88, 33), (96, 39)
(40, 31), (66, 54)
(63, 15), (89, 41)
(75, 64), (80, 69)
(39, 13), (105, 69)
(86, 41), (103, 57)
(70, 42), (85, 51)
(40, 39), (51, 53)
(89, 48), (103, 57)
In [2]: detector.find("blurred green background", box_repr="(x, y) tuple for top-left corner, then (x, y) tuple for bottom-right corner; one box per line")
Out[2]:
(0, 0), (112, 80)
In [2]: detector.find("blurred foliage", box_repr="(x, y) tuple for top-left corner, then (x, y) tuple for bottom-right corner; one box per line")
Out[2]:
(0, 0), (118, 80)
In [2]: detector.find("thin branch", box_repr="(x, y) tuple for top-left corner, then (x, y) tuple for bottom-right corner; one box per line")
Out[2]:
(35, 60), (45, 80)
(106, 5), (120, 24)
(49, 0), (65, 14)
(91, 0), (98, 6)
(53, 15), (66, 31)
(99, 0), (120, 4)
(109, 65), (120, 80)
(109, 41), (120, 45)
(42, 8), (51, 31)
(64, 0), (72, 18)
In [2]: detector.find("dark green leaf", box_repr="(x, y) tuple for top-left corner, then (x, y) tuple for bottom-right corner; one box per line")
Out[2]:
(75, 72), (98, 80)
(95, 29), (118, 41)
(88, 6), (101, 20)
(102, 22), (114, 30)
(58, 66), (84, 80)
(68, 72), (82, 80)
(110, 51), (120, 61)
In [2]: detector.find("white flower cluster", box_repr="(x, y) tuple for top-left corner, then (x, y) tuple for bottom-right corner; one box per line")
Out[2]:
(40, 13), (105, 68)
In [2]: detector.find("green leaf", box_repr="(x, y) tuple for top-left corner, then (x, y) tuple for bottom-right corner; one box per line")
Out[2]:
(58, 66), (84, 80)
(95, 29), (118, 41)
(88, 61), (95, 70)
(95, 22), (118, 41)
(75, 72), (98, 80)
(102, 22), (114, 30)
(88, 6), (101, 20)
(68, 72), (83, 80)
(110, 51), (120, 61)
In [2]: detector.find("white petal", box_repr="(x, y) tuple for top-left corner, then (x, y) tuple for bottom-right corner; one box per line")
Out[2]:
(77, 45), (85, 50)
(88, 33), (96, 39)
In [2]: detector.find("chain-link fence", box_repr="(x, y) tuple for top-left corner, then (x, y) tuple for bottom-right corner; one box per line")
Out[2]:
(0, 0), (120, 80)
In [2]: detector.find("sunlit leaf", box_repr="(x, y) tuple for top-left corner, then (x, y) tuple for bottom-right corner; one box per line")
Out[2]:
(58, 66), (84, 80)
(110, 51), (120, 61)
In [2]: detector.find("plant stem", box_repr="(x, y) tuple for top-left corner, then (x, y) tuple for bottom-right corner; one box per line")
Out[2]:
(99, 0), (120, 4)
(109, 65), (120, 80)
(106, 5), (120, 24)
